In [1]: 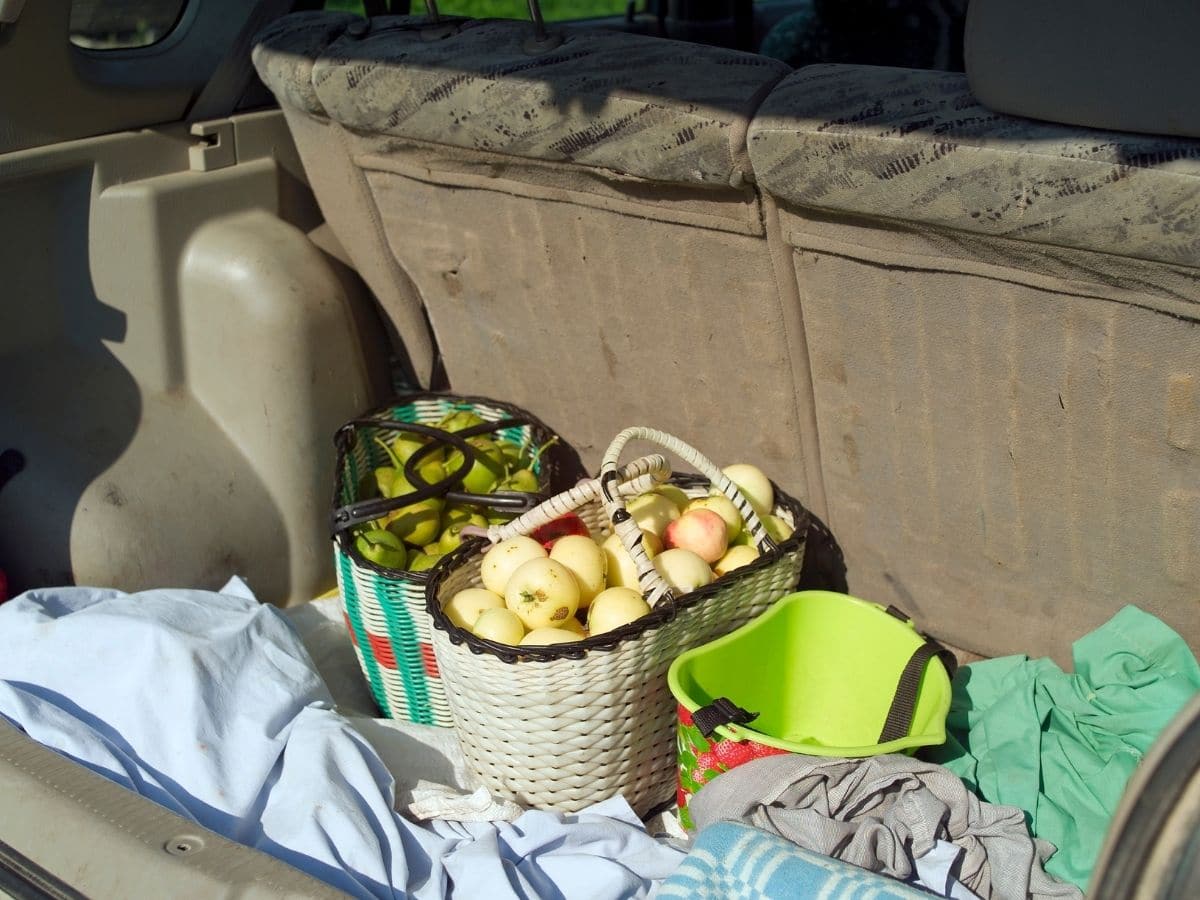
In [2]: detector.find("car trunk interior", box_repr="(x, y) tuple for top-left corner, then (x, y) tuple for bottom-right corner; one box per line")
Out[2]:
(0, 1), (1198, 897)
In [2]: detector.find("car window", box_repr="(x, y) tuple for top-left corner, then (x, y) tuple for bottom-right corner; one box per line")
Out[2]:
(325, 0), (628, 21)
(69, 0), (189, 49)
(319, 0), (962, 70)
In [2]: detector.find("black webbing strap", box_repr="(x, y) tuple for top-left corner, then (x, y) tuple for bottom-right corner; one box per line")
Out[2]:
(878, 639), (958, 744)
(692, 698), (758, 739)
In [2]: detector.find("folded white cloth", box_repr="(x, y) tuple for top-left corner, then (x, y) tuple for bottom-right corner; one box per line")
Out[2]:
(409, 783), (524, 823)
(0, 586), (685, 899)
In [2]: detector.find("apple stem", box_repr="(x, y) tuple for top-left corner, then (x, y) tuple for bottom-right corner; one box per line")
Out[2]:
(525, 436), (559, 470)
(373, 435), (404, 471)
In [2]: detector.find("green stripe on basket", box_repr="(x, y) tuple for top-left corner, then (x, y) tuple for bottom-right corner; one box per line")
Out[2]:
(345, 451), (361, 505)
(337, 549), (392, 718)
(371, 572), (435, 725)
(499, 425), (525, 447)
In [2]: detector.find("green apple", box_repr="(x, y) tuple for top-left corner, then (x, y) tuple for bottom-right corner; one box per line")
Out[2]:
(473, 435), (507, 465)
(381, 473), (445, 546)
(407, 551), (441, 572)
(373, 435), (441, 495)
(444, 504), (486, 527)
(437, 521), (481, 555)
(384, 505), (443, 547)
(436, 410), (485, 433)
(497, 467), (538, 493)
(374, 466), (398, 498)
(393, 433), (440, 465)
(445, 436), (506, 494)
(443, 503), (472, 526)
(354, 529), (407, 569)
(498, 439), (524, 467)
(410, 456), (447, 489)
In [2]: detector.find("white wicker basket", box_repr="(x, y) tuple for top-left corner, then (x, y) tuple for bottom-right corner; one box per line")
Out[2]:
(425, 427), (809, 816)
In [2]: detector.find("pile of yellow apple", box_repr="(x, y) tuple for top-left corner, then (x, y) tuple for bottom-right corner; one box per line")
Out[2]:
(442, 463), (796, 647)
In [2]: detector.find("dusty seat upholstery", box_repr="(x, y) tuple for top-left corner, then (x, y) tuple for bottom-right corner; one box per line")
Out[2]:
(749, 65), (1200, 662)
(253, 14), (830, 508)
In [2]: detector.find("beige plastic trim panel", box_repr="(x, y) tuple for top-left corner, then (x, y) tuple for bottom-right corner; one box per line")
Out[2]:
(0, 3), (188, 153)
(0, 720), (348, 899)
(0, 112), (389, 605)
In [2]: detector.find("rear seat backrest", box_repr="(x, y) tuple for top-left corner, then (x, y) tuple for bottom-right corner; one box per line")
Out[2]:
(254, 11), (438, 386)
(748, 64), (1200, 663)
(311, 17), (779, 187)
(255, 15), (830, 507)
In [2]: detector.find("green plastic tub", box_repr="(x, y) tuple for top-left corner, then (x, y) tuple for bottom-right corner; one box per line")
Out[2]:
(669, 590), (954, 825)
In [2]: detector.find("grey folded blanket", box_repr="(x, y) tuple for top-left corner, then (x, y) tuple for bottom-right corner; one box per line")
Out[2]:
(689, 754), (1082, 900)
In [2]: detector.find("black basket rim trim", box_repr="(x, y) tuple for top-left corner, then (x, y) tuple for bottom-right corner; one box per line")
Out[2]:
(400, 417), (529, 487)
(331, 393), (582, 570)
(337, 537), (439, 581)
(330, 425), (479, 536)
(424, 484), (812, 664)
(349, 392), (570, 436)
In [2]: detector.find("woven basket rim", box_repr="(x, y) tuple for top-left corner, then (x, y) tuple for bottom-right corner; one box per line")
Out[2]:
(331, 392), (585, 578)
(425, 476), (811, 664)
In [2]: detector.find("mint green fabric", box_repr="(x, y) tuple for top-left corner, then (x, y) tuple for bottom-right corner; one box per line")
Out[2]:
(927, 606), (1200, 891)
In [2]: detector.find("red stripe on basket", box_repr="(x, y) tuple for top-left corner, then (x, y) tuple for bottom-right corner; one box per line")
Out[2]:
(366, 632), (398, 669)
(420, 643), (439, 678)
(343, 613), (353, 634)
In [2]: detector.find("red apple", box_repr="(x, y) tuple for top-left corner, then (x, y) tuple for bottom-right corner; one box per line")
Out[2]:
(663, 509), (729, 564)
(530, 513), (591, 550)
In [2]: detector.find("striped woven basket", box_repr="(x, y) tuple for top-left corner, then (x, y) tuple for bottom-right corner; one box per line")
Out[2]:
(426, 427), (812, 815)
(331, 392), (585, 726)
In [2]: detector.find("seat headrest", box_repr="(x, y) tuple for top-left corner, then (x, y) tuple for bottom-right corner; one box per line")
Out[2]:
(252, 11), (360, 117)
(749, 65), (1200, 268)
(965, 0), (1200, 139)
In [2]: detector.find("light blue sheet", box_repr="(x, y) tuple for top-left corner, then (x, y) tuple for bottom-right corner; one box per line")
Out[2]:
(0, 586), (685, 899)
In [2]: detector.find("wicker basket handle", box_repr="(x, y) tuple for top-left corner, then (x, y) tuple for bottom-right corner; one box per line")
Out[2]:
(599, 426), (776, 607)
(485, 454), (672, 544)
